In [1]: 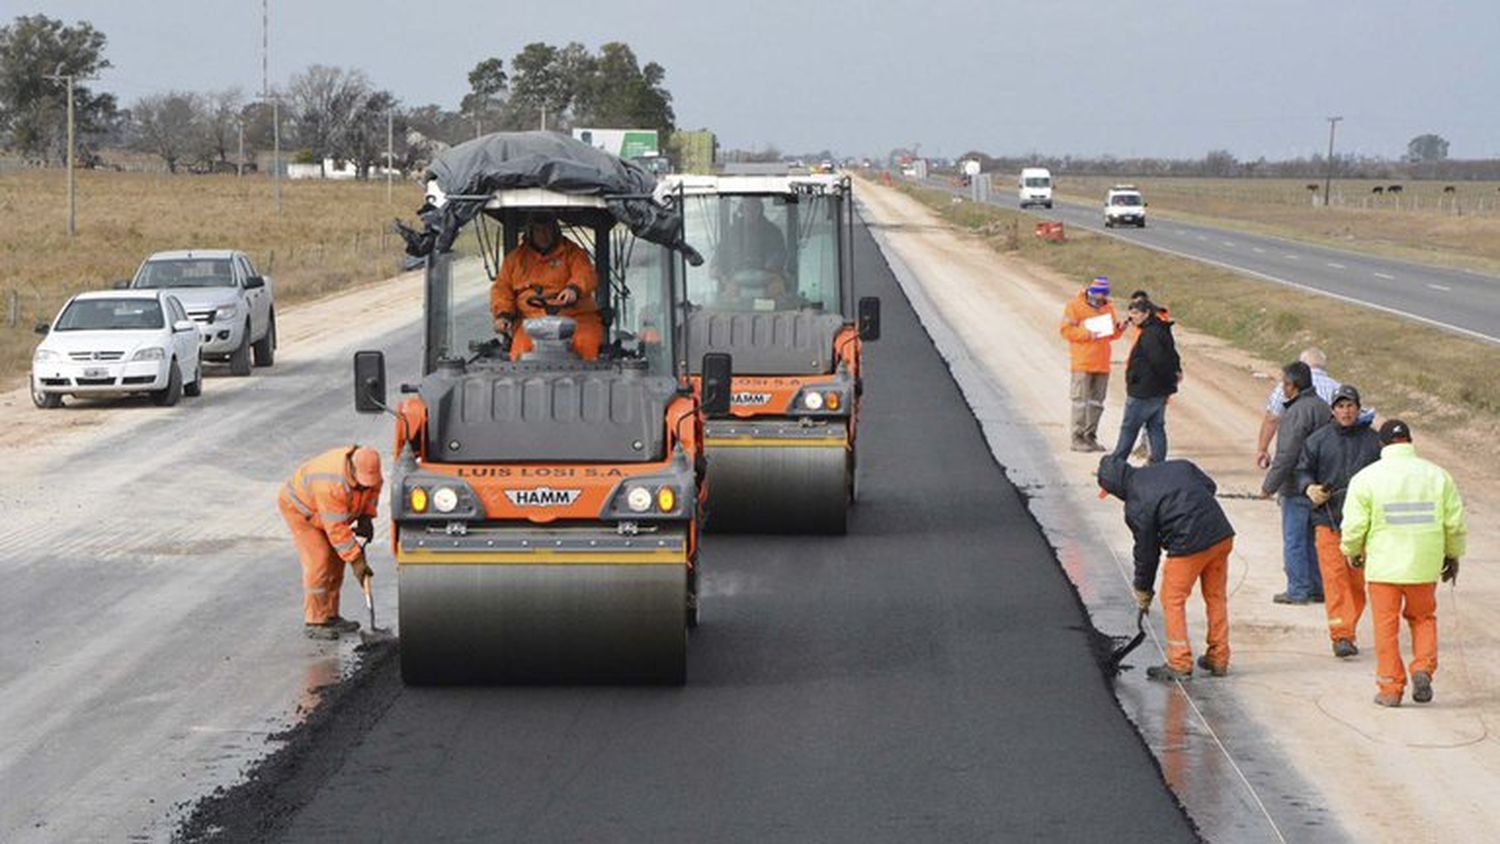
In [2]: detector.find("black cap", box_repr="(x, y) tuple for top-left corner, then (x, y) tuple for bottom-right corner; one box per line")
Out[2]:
(1330, 384), (1361, 406)
(1379, 419), (1412, 444)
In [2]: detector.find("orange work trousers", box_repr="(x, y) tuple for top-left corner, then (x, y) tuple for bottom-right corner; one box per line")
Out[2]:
(1314, 526), (1367, 642)
(1368, 582), (1437, 698)
(510, 313), (604, 360)
(278, 494), (344, 625)
(1162, 536), (1233, 673)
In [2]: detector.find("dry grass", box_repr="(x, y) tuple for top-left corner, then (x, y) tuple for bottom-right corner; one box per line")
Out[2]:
(0, 169), (414, 385)
(1051, 176), (1500, 274)
(896, 182), (1500, 434)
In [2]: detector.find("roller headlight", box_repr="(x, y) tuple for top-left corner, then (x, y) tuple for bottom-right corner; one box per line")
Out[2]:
(33, 348), (59, 362)
(432, 486), (459, 513)
(409, 487), (429, 513)
(214, 305), (239, 323)
(657, 486), (676, 513)
(131, 347), (165, 361)
(626, 486), (653, 513)
(802, 391), (824, 411)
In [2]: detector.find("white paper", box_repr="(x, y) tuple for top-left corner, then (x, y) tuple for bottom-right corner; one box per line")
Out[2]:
(1083, 314), (1115, 338)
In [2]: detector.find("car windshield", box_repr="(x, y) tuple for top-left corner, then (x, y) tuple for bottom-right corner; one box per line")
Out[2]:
(134, 259), (236, 289)
(681, 192), (843, 314)
(55, 298), (164, 331)
(1024, 176), (1051, 188)
(1111, 194), (1142, 206)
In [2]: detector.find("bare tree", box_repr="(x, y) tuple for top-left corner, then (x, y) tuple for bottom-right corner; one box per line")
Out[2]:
(286, 64), (371, 175)
(196, 88), (244, 168)
(131, 91), (202, 172)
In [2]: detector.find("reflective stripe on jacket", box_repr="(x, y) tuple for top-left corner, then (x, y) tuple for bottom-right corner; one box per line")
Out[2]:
(1059, 292), (1122, 374)
(282, 446), (382, 563)
(1340, 443), (1466, 584)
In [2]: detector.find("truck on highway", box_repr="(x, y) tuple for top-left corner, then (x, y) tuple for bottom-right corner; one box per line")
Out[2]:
(1019, 167), (1053, 209)
(667, 171), (880, 534)
(356, 132), (721, 685)
(126, 249), (276, 376)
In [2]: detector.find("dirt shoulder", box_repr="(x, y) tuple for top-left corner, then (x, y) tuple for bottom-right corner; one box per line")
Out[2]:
(858, 178), (1500, 843)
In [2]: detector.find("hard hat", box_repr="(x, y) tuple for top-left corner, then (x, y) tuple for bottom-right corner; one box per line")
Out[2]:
(351, 447), (382, 487)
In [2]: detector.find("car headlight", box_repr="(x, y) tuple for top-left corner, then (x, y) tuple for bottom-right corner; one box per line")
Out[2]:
(432, 486), (459, 513)
(802, 391), (825, 411)
(132, 347), (165, 361)
(33, 348), (59, 362)
(214, 305), (239, 323)
(626, 486), (653, 513)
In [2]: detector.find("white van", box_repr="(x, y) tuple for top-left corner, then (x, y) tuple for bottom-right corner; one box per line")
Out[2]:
(1019, 167), (1053, 209)
(1104, 185), (1147, 228)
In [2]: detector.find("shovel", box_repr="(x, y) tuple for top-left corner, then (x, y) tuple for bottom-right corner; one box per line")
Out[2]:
(1106, 609), (1147, 672)
(358, 574), (396, 645)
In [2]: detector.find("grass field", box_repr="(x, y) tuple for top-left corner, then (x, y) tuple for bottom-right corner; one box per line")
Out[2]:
(1049, 176), (1500, 274)
(0, 169), (416, 386)
(894, 180), (1500, 435)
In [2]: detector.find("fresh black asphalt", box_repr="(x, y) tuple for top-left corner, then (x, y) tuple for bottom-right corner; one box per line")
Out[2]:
(178, 221), (1199, 843)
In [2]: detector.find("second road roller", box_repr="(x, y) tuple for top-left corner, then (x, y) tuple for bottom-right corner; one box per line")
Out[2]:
(355, 132), (728, 684)
(667, 170), (880, 534)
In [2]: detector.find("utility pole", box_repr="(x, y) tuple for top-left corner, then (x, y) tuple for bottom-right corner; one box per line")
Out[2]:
(272, 98), (282, 213)
(386, 109), (394, 204)
(263, 0), (281, 213)
(540, 104), (546, 132)
(43, 67), (78, 237)
(1322, 116), (1342, 207)
(237, 119), (245, 178)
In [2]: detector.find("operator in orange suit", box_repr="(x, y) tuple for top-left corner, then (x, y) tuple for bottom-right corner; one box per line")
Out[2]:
(277, 446), (382, 640)
(491, 214), (603, 359)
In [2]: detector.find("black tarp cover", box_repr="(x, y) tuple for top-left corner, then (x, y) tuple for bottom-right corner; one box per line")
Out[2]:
(399, 131), (701, 264)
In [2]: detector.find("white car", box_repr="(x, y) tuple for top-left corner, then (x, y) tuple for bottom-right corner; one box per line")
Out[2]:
(1104, 185), (1147, 228)
(1019, 167), (1053, 209)
(127, 249), (276, 376)
(31, 289), (203, 409)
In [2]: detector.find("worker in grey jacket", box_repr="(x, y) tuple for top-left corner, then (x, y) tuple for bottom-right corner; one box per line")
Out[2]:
(1262, 361), (1332, 604)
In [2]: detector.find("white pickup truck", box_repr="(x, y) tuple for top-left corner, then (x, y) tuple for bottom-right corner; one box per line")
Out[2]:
(127, 250), (276, 375)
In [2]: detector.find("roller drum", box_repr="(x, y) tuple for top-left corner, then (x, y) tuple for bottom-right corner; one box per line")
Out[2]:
(705, 441), (849, 534)
(399, 562), (687, 685)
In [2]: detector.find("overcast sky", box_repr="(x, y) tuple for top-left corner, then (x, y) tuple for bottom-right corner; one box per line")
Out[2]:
(23, 0), (1500, 160)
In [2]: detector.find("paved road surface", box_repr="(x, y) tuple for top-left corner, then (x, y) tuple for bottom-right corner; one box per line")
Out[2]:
(931, 178), (1500, 343)
(182, 221), (1199, 842)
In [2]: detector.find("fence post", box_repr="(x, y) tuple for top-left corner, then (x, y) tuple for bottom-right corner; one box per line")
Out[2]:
(7, 289), (17, 327)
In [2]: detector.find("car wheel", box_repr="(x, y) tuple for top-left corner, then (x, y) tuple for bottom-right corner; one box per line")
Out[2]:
(31, 379), (63, 409)
(153, 359), (183, 406)
(252, 310), (276, 367)
(183, 353), (203, 397)
(229, 324), (252, 376)
(1139, 220), (1147, 228)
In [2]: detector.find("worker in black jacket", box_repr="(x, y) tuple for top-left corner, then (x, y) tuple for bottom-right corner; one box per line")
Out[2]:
(1110, 299), (1181, 463)
(1098, 455), (1236, 681)
(1294, 384), (1382, 658)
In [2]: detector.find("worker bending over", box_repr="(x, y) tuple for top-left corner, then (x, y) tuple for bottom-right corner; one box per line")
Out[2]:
(491, 214), (603, 359)
(1098, 455), (1236, 681)
(278, 446), (382, 640)
(1341, 420), (1466, 707)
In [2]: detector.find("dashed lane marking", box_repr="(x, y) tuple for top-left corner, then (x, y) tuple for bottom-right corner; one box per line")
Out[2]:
(1428, 283), (1452, 292)
(1374, 272), (1396, 280)
(1327, 262), (1347, 270)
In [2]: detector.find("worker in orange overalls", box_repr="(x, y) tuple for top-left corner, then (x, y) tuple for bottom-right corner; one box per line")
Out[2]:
(491, 214), (602, 359)
(1098, 454), (1236, 681)
(1059, 276), (1124, 452)
(277, 446), (382, 640)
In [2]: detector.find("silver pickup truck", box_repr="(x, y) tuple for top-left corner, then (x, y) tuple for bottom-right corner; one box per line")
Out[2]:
(127, 250), (276, 375)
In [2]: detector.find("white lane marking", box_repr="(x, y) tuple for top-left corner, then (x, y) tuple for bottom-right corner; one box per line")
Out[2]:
(1253, 247), (1266, 254)
(1197, 235), (1209, 241)
(1284, 254), (1300, 260)
(1374, 272), (1396, 280)
(1327, 262), (1346, 270)
(1428, 283), (1452, 292)
(1222, 241), (1236, 247)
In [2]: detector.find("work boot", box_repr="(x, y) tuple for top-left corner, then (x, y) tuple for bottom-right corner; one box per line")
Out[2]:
(303, 623), (340, 641)
(1374, 692), (1402, 708)
(1332, 639), (1359, 659)
(1272, 592), (1312, 605)
(1412, 671), (1434, 704)
(1087, 439), (1108, 453)
(1311, 593), (1326, 604)
(1070, 438), (1093, 453)
(327, 616), (361, 633)
(1145, 664), (1192, 683)
(1195, 654), (1228, 677)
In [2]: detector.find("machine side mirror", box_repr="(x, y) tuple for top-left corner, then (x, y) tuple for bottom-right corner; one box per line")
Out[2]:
(173, 319), (196, 333)
(112, 279), (133, 289)
(700, 352), (733, 417)
(858, 296), (881, 341)
(354, 350), (388, 413)
(244, 276), (266, 289)
(34, 322), (49, 335)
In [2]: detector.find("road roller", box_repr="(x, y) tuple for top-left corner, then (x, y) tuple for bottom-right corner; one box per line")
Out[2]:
(666, 171), (881, 534)
(355, 133), (726, 684)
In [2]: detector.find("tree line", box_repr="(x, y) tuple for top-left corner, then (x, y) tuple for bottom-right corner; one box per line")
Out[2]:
(0, 14), (677, 175)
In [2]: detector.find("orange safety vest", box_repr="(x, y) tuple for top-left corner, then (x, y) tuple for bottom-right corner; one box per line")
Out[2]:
(280, 446), (382, 563)
(491, 237), (600, 323)
(1059, 291), (1122, 373)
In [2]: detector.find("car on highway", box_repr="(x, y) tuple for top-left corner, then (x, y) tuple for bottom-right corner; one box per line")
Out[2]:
(31, 289), (203, 409)
(1104, 185), (1147, 228)
(1019, 167), (1053, 209)
(126, 249), (276, 376)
